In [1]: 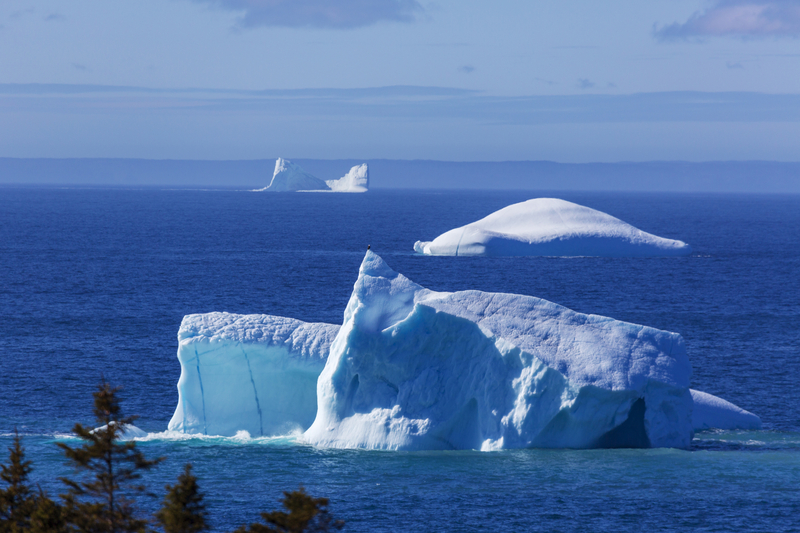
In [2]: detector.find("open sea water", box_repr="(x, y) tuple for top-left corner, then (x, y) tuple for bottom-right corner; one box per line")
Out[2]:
(1, 188), (799, 531)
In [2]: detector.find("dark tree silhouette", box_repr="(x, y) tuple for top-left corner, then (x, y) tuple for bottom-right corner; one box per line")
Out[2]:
(0, 429), (36, 532)
(234, 487), (344, 533)
(2, 385), (345, 532)
(156, 463), (208, 533)
(57, 381), (163, 533)
(29, 489), (68, 533)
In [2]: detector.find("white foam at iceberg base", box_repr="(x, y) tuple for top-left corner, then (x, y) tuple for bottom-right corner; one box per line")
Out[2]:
(414, 198), (692, 257)
(134, 429), (305, 446)
(305, 251), (696, 450)
(690, 389), (761, 431)
(168, 312), (339, 437)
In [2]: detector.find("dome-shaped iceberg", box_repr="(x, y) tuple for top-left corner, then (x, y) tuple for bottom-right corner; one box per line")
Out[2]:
(414, 198), (691, 257)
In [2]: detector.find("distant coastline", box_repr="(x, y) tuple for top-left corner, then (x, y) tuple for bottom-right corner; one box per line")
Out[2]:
(1, 157), (799, 193)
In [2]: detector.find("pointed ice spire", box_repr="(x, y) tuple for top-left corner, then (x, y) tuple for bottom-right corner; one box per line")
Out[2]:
(261, 158), (330, 192)
(359, 250), (400, 279)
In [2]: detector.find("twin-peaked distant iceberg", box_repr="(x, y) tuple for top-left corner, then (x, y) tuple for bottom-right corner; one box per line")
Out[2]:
(256, 158), (369, 193)
(169, 252), (759, 449)
(415, 198), (691, 257)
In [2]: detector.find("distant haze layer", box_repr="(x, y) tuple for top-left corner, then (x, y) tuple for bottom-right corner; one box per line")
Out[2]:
(1, 158), (799, 193)
(2, 85), (800, 163)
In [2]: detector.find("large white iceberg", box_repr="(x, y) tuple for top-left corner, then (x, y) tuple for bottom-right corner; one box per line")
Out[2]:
(168, 254), (760, 446)
(168, 312), (339, 437)
(256, 158), (369, 193)
(305, 251), (695, 450)
(414, 198), (691, 257)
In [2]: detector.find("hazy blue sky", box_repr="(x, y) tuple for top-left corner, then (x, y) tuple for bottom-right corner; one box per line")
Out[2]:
(2, 0), (800, 161)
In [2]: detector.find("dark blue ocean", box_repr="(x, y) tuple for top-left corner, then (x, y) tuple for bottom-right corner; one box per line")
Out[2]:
(1, 188), (799, 532)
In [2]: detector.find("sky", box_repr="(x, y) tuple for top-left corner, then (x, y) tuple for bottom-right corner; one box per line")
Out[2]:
(2, 0), (800, 162)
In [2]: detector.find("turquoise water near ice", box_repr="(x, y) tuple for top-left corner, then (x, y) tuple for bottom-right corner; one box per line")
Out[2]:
(1, 188), (799, 531)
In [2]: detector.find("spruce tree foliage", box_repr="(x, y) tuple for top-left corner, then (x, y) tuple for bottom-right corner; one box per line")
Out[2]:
(29, 489), (68, 533)
(1, 385), (346, 532)
(57, 381), (164, 533)
(155, 463), (208, 533)
(234, 487), (344, 533)
(0, 429), (36, 532)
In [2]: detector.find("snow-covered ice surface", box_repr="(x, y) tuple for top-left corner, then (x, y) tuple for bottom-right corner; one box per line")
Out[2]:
(414, 198), (691, 257)
(255, 159), (369, 192)
(326, 164), (369, 193)
(305, 251), (696, 450)
(168, 312), (339, 437)
(691, 389), (762, 431)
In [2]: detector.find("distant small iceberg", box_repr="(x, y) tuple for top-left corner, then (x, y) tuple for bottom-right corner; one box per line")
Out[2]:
(92, 421), (148, 441)
(414, 198), (691, 257)
(255, 158), (369, 193)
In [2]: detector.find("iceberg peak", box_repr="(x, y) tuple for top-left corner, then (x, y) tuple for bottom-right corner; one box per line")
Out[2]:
(258, 158), (329, 192)
(359, 250), (398, 279)
(349, 250), (429, 333)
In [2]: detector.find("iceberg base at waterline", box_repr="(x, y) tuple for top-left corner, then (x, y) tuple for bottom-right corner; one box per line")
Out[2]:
(168, 252), (760, 449)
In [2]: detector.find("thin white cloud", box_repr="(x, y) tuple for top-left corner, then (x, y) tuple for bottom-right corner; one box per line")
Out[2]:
(9, 8), (35, 20)
(192, 0), (423, 29)
(656, 0), (800, 39)
(533, 77), (557, 86)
